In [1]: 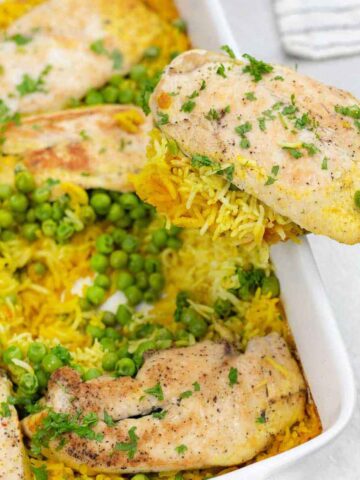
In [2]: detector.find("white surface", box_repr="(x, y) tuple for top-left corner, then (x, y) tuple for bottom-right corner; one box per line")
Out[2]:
(218, 1), (360, 479)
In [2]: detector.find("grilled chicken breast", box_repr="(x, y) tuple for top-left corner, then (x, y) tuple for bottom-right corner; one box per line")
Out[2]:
(150, 49), (360, 244)
(0, 105), (152, 191)
(0, 372), (30, 480)
(0, 0), (163, 114)
(23, 334), (306, 474)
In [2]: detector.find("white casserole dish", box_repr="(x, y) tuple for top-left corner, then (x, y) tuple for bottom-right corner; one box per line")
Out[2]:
(174, 1), (356, 478)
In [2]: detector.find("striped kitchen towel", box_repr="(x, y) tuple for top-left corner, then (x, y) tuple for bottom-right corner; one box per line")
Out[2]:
(274, 0), (360, 59)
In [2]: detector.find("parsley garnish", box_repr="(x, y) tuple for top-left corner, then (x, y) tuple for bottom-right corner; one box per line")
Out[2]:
(181, 100), (196, 113)
(258, 117), (266, 131)
(16, 65), (52, 97)
(179, 390), (192, 400)
(193, 381), (200, 391)
(265, 165), (280, 186)
(273, 75), (284, 81)
(242, 53), (273, 82)
(205, 108), (220, 121)
(302, 142), (319, 156)
(294, 113), (310, 130)
(191, 154), (218, 168)
(188, 90), (199, 99)
(50, 345), (71, 365)
(218, 164), (235, 182)
(79, 130), (90, 141)
(31, 465), (48, 480)
(152, 410), (167, 420)
(104, 411), (116, 427)
(200, 79), (207, 90)
(175, 444), (188, 455)
(235, 121), (252, 149)
(245, 92), (257, 101)
(216, 63), (227, 78)
(334, 104), (360, 119)
(0, 402), (11, 417)
(144, 382), (164, 401)
(174, 291), (190, 322)
(8, 33), (32, 46)
(221, 44), (236, 59)
(115, 426), (138, 459)
(228, 367), (238, 386)
(256, 410), (266, 424)
(157, 111), (169, 125)
(90, 39), (123, 70)
(321, 157), (328, 170)
(282, 146), (302, 159)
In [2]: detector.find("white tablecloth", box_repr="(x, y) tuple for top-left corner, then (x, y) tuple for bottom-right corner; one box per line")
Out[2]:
(220, 1), (360, 478)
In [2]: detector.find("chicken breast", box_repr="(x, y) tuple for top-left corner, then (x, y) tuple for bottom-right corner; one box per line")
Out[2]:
(22, 334), (306, 474)
(0, 372), (31, 480)
(0, 105), (152, 191)
(150, 49), (360, 244)
(0, 0), (164, 114)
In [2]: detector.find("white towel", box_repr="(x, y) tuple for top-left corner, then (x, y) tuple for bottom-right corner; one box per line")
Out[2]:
(274, 0), (360, 59)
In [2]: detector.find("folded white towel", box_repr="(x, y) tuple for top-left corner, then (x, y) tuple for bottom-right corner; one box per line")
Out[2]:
(274, 0), (360, 59)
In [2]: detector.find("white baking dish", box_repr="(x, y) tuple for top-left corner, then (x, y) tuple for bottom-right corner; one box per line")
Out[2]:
(175, 1), (356, 478)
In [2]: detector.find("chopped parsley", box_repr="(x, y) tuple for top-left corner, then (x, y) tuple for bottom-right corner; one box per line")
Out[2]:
(191, 154), (218, 168)
(245, 92), (257, 101)
(79, 130), (90, 141)
(50, 345), (71, 365)
(7, 33), (32, 46)
(216, 63), (227, 78)
(265, 165), (280, 186)
(193, 381), (200, 391)
(334, 104), (360, 119)
(90, 39), (123, 70)
(157, 111), (169, 125)
(144, 382), (164, 401)
(30, 410), (103, 456)
(103, 411), (116, 427)
(0, 402), (11, 417)
(31, 465), (48, 480)
(235, 121), (252, 149)
(200, 79), (207, 90)
(188, 90), (199, 99)
(282, 146), (302, 159)
(179, 390), (193, 400)
(302, 142), (319, 156)
(273, 75), (284, 81)
(258, 117), (266, 132)
(228, 367), (238, 386)
(152, 410), (167, 420)
(256, 411), (267, 424)
(294, 113), (310, 130)
(321, 157), (328, 170)
(205, 108), (220, 121)
(221, 44), (236, 59)
(242, 53), (273, 82)
(218, 164), (235, 182)
(115, 426), (139, 459)
(16, 65), (52, 97)
(175, 444), (188, 455)
(181, 100), (196, 113)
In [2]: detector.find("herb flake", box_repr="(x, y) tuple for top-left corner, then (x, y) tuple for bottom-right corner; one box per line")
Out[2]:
(228, 367), (238, 386)
(242, 54), (273, 82)
(115, 426), (139, 459)
(144, 382), (164, 401)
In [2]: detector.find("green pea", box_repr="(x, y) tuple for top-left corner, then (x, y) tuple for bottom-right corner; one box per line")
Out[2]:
(149, 272), (165, 291)
(96, 234), (114, 254)
(143, 290), (158, 303)
(152, 228), (168, 248)
(100, 337), (116, 351)
(86, 324), (105, 339)
(167, 237), (182, 250)
(83, 368), (101, 381)
(116, 357), (136, 377)
(94, 274), (111, 290)
(86, 285), (105, 306)
(119, 193), (139, 209)
(22, 223), (40, 242)
(156, 339), (172, 350)
(26, 208), (36, 223)
(15, 171), (35, 193)
(13, 212), (26, 224)
(121, 235), (139, 253)
(85, 90), (104, 106)
(0, 184), (12, 200)
(35, 368), (48, 390)
(3, 345), (22, 364)
(102, 85), (119, 103)
(354, 190), (360, 208)
(109, 74), (123, 87)
(79, 297), (92, 312)
(19, 372), (38, 395)
(261, 275), (280, 298)
(112, 228), (127, 246)
(130, 64), (147, 81)
(9, 193), (28, 212)
(181, 308), (208, 339)
(41, 353), (63, 373)
(72, 364), (85, 376)
(51, 202), (64, 221)
(135, 271), (148, 290)
(35, 203), (52, 221)
(117, 343), (129, 359)
(33, 262), (47, 276)
(117, 271), (135, 290)
(116, 215), (132, 228)
(124, 285), (143, 306)
(90, 192), (111, 216)
(28, 342), (47, 364)
(104, 327), (121, 340)
(80, 205), (96, 225)
(107, 203), (125, 223)
(133, 340), (156, 368)
(144, 257), (161, 274)
(1, 230), (16, 242)
(32, 186), (50, 204)
(0, 209), (13, 228)
(102, 311), (116, 326)
(110, 250), (128, 269)
(118, 88), (134, 104)
(129, 205), (147, 220)
(102, 351), (118, 371)
(116, 304), (132, 326)
(128, 254), (144, 274)
(42, 219), (57, 237)
(56, 222), (75, 242)
(90, 253), (109, 273)
(172, 18), (187, 33)
(143, 45), (160, 59)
